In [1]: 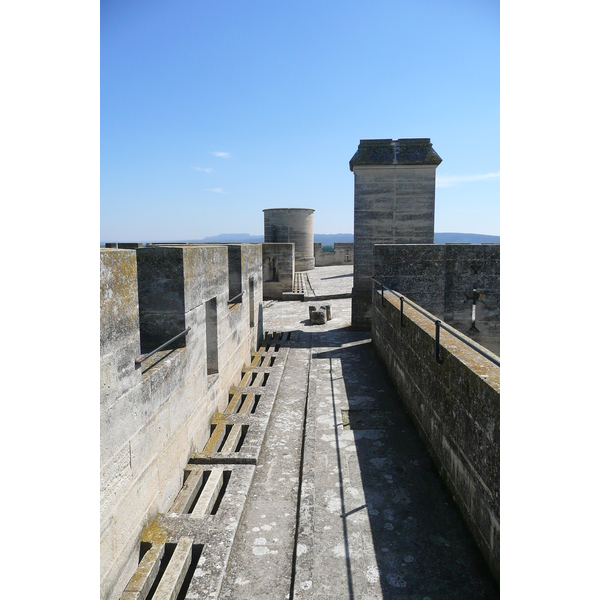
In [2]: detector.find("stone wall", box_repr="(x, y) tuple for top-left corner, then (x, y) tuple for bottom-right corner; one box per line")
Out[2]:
(314, 242), (354, 266)
(262, 242), (295, 300)
(371, 288), (499, 581)
(100, 244), (263, 600)
(373, 243), (500, 355)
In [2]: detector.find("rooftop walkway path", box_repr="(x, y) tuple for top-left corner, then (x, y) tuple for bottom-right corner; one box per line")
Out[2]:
(301, 265), (354, 300)
(221, 296), (499, 599)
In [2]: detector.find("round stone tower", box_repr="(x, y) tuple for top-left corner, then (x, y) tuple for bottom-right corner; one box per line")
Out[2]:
(263, 208), (315, 271)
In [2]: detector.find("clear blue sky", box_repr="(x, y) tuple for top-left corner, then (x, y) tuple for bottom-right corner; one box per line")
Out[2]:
(101, 0), (499, 241)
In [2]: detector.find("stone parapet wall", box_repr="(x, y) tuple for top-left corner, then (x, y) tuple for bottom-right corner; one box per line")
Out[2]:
(100, 244), (262, 600)
(262, 242), (295, 300)
(314, 242), (354, 266)
(371, 289), (499, 581)
(373, 243), (500, 355)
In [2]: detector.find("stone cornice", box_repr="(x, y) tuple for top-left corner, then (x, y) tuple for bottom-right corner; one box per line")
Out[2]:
(349, 138), (442, 171)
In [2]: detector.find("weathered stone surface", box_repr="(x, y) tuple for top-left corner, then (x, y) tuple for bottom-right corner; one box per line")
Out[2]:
(264, 208), (315, 272)
(300, 264), (353, 301)
(320, 304), (331, 320)
(220, 332), (312, 599)
(371, 292), (500, 581)
(100, 244), (263, 600)
(314, 242), (354, 266)
(122, 543), (165, 599)
(373, 243), (500, 355)
(103, 259), (499, 600)
(349, 138), (442, 170)
(262, 243), (295, 300)
(310, 309), (326, 325)
(349, 138), (442, 329)
(100, 249), (140, 358)
(241, 299), (498, 599)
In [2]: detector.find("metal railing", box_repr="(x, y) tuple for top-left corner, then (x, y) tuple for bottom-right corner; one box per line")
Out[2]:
(228, 291), (244, 304)
(135, 327), (191, 365)
(372, 278), (499, 367)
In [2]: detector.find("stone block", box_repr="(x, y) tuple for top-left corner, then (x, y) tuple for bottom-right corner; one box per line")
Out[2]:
(122, 543), (165, 599)
(129, 398), (172, 479)
(100, 442), (133, 533)
(100, 383), (151, 468)
(262, 243), (295, 299)
(310, 309), (327, 325)
(101, 339), (143, 413)
(320, 304), (332, 320)
(153, 537), (193, 600)
(183, 245), (229, 308)
(100, 249), (140, 358)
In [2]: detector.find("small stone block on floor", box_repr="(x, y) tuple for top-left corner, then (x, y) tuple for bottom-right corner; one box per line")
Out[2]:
(310, 309), (327, 325)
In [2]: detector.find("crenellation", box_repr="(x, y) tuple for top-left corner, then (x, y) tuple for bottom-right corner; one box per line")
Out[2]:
(262, 242), (295, 299)
(100, 243), (263, 600)
(372, 243), (499, 355)
(313, 242), (354, 266)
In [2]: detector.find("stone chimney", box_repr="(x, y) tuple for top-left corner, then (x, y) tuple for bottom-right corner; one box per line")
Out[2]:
(349, 138), (442, 329)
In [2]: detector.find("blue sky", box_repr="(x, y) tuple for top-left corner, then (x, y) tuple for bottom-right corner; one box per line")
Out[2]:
(101, 0), (499, 241)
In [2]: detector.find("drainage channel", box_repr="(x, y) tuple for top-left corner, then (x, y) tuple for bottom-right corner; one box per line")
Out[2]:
(120, 331), (297, 600)
(288, 333), (313, 600)
(293, 273), (306, 294)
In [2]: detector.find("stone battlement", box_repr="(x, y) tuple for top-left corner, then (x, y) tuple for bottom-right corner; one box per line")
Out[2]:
(100, 244), (263, 600)
(314, 242), (354, 266)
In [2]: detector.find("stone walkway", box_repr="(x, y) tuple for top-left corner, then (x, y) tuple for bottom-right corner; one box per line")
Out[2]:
(221, 298), (499, 599)
(304, 265), (353, 299)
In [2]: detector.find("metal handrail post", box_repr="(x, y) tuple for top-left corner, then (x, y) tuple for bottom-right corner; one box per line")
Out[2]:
(435, 320), (443, 364)
(400, 296), (405, 327)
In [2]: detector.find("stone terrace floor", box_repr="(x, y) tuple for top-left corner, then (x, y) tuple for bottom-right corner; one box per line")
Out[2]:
(303, 264), (354, 299)
(220, 271), (498, 599)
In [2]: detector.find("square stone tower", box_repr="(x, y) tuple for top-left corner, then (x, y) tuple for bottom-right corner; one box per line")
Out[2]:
(350, 138), (442, 329)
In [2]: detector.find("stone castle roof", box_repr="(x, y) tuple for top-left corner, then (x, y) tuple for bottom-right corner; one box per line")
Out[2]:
(349, 138), (442, 171)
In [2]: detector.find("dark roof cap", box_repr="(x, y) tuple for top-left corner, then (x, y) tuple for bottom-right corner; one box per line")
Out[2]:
(349, 138), (442, 171)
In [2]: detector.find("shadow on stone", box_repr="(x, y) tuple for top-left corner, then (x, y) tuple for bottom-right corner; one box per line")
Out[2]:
(304, 329), (499, 598)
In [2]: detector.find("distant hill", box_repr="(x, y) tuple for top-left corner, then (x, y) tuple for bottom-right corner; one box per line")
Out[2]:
(193, 233), (263, 243)
(314, 233), (354, 244)
(434, 233), (500, 244)
(188, 233), (355, 244)
(101, 232), (499, 246)
(192, 232), (498, 244)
